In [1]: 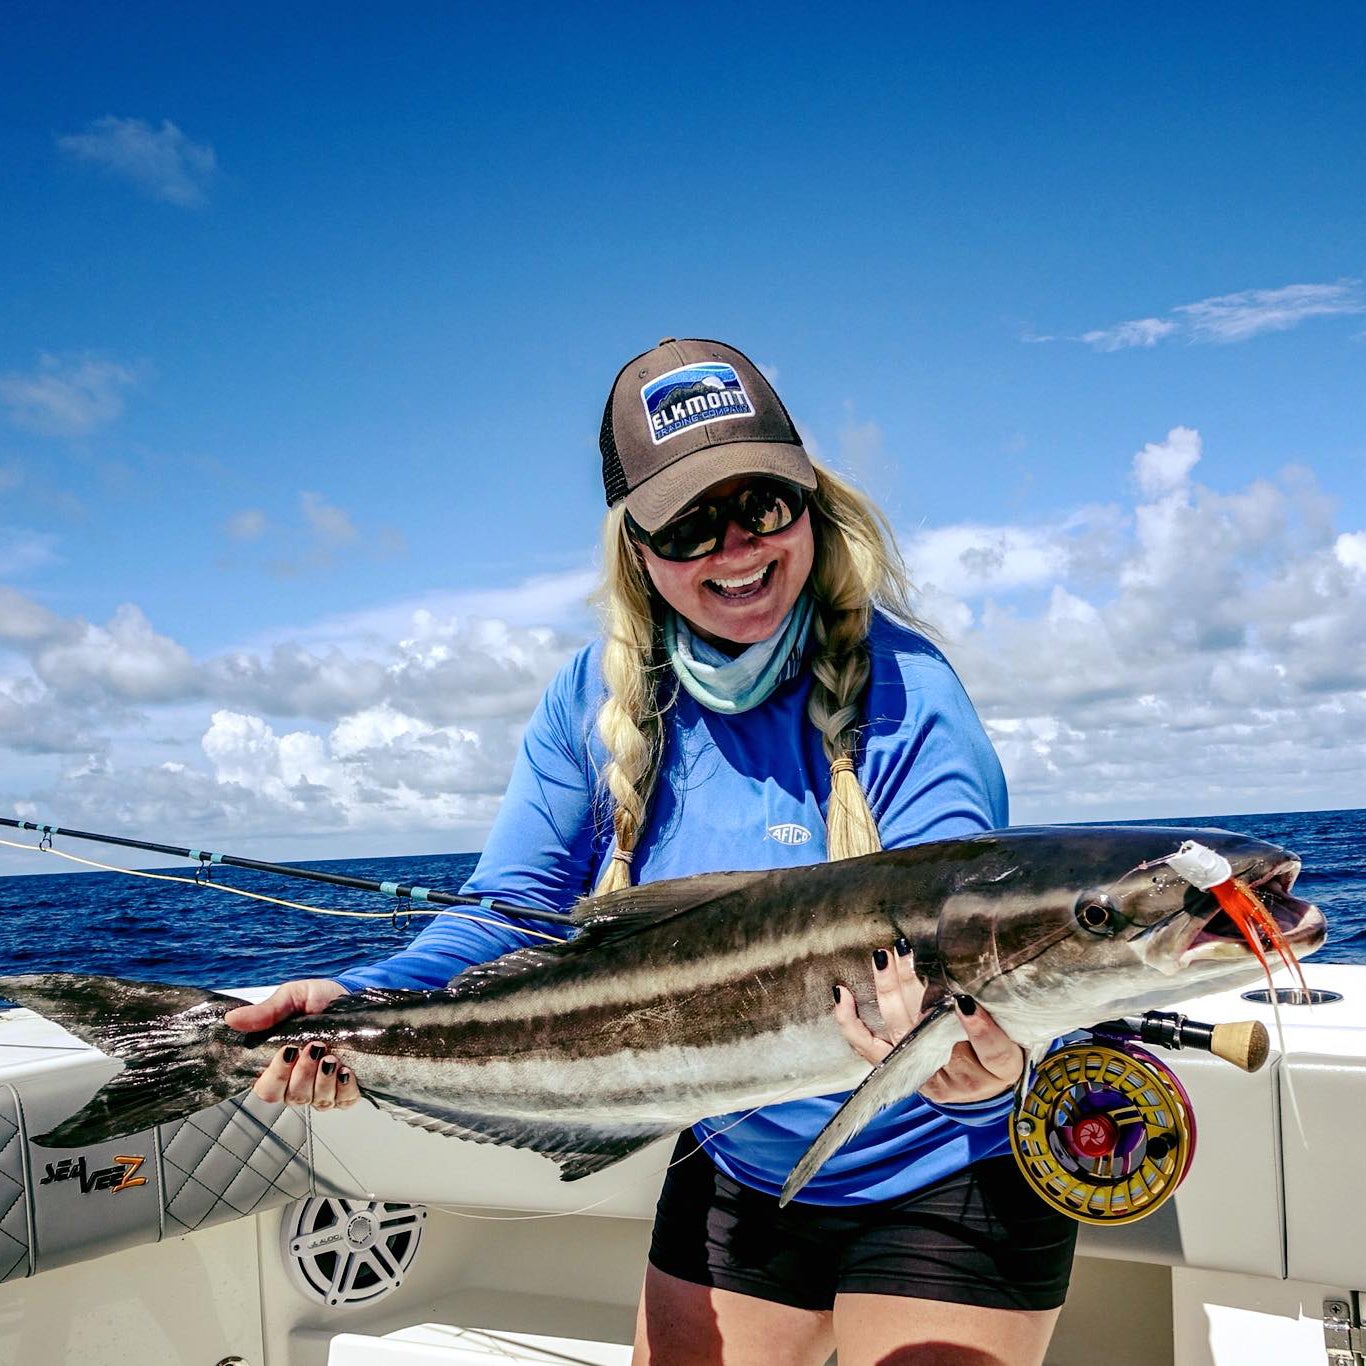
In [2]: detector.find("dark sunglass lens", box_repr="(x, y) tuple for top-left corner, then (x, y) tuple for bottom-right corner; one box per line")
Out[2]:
(738, 481), (802, 535)
(653, 504), (721, 560)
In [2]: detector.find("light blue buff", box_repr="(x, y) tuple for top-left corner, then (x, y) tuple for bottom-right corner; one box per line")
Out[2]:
(665, 591), (814, 714)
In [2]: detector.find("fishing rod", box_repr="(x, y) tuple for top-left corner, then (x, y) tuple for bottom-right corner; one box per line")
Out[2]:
(0, 817), (577, 927)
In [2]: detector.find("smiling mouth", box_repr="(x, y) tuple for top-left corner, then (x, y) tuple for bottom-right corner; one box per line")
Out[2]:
(705, 562), (774, 600)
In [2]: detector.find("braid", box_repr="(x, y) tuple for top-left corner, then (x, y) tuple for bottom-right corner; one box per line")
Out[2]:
(591, 506), (667, 894)
(805, 465), (924, 860)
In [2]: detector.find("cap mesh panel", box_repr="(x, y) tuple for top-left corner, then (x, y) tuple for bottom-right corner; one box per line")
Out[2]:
(600, 393), (628, 506)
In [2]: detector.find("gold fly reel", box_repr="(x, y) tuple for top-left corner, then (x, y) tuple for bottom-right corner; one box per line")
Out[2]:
(1011, 1040), (1197, 1226)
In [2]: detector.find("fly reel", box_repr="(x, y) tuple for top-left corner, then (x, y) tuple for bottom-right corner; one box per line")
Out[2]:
(1011, 1038), (1197, 1225)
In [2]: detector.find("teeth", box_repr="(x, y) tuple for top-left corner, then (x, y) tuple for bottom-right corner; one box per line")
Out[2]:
(709, 567), (767, 590)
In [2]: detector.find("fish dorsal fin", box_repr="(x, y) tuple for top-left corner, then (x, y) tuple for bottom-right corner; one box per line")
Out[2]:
(571, 868), (773, 937)
(779, 1001), (964, 1206)
(448, 868), (773, 995)
(365, 1090), (673, 1181)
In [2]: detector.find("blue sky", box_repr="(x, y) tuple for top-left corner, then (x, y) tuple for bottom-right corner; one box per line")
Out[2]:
(2, 4), (1363, 869)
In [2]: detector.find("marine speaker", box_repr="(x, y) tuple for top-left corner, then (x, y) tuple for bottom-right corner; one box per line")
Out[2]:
(1011, 1040), (1196, 1225)
(281, 1197), (428, 1307)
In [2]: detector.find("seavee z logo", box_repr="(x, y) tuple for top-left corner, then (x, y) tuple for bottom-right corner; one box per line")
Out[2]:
(641, 362), (753, 444)
(40, 1154), (147, 1196)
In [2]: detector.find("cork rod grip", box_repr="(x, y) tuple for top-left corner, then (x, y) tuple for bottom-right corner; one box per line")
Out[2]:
(1210, 1019), (1271, 1073)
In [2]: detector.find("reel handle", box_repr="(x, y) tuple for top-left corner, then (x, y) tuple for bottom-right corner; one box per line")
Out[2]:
(1100, 1011), (1270, 1073)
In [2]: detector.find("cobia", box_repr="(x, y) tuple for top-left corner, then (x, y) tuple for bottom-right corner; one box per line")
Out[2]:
(0, 825), (1325, 1203)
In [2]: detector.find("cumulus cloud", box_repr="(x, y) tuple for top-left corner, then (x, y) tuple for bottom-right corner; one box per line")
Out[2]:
(0, 578), (585, 847)
(0, 354), (142, 437)
(925, 427), (1366, 817)
(3, 436), (1363, 851)
(1053, 280), (1365, 353)
(57, 116), (218, 207)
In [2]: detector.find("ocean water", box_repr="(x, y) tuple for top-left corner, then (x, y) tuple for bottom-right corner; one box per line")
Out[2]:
(0, 809), (1361, 988)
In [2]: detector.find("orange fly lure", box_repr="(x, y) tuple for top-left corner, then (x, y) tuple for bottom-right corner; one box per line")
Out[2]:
(1165, 839), (1311, 998)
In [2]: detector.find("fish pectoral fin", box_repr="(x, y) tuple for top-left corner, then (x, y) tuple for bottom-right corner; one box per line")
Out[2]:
(779, 1001), (963, 1207)
(366, 1091), (674, 1182)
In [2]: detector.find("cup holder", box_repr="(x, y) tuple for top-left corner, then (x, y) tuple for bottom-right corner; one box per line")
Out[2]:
(1241, 987), (1343, 1006)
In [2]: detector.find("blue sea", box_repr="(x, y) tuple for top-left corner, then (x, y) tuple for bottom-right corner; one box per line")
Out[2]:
(0, 809), (1362, 987)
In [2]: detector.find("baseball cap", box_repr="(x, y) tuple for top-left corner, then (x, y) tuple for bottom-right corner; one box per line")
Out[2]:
(599, 338), (817, 533)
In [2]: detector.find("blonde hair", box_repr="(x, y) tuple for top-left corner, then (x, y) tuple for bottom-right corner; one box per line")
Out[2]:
(591, 463), (925, 894)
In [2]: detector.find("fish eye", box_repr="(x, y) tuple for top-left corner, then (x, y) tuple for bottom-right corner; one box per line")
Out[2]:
(1074, 891), (1122, 935)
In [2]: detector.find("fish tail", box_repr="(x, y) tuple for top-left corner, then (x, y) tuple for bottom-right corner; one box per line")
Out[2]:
(0, 973), (260, 1146)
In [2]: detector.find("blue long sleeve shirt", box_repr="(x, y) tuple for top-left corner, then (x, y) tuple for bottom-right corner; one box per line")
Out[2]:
(335, 612), (1014, 1204)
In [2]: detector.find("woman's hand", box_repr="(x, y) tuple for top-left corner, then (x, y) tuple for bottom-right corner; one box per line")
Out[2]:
(222, 978), (362, 1111)
(832, 943), (1024, 1105)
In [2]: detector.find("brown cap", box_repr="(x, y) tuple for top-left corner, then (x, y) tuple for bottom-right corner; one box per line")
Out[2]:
(599, 338), (816, 532)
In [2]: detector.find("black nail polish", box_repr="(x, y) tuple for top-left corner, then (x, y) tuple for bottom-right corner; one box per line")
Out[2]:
(956, 993), (977, 1016)
(873, 948), (889, 971)
(282, 1046), (299, 1064)
(832, 985), (842, 1004)
(338, 1071), (352, 1086)
(894, 937), (912, 957)
(320, 1060), (336, 1076)
(309, 1043), (325, 1061)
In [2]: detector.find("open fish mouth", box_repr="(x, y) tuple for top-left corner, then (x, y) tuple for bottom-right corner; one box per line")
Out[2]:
(1180, 858), (1326, 963)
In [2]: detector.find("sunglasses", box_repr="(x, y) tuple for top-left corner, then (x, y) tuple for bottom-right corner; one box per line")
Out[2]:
(627, 478), (810, 562)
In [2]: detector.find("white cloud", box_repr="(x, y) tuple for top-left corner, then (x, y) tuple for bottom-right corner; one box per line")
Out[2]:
(905, 523), (1070, 598)
(1060, 280), (1364, 353)
(1173, 282), (1366, 343)
(1336, 532), (1366, 575)
(0, 354), (142, 437)
(32, 603), (198, 704)
(1080, 318), (1177, 352)
(231, 490), (405, 576)
(0, 527), (59, 577)
(57, 116), (218, 207)
(225, 509), (268, 541)
(1132, 425), (1202, 497)
(0, 573), (588, 849)
(301, 491), (357, 545)
(3, 443), (1363, 853)
(927, 427), (1366, 818)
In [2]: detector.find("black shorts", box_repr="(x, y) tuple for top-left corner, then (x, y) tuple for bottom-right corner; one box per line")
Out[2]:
(647, 1134), (1076, 1313)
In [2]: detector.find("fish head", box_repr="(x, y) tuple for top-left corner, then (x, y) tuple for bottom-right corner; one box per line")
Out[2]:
(934, 826), (1325, 1029)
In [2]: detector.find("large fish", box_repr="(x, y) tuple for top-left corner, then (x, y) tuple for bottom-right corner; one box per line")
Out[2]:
(0, 826), (1325, 1204)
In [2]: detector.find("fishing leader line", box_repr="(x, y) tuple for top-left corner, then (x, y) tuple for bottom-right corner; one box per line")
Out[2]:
(0, 835), (568, 944)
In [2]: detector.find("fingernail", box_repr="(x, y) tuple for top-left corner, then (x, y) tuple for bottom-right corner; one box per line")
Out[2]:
(894, 937), (912, 957)
(956, 993), (977, 1016)
(339, 1070), (352, 1086)
(873, 948), (889, 971)
(320, 1060), (336, 1076)
(308, 1043), (325, 1061)
(282, 1046), (299, 1063)
(832, 985), (842, 1004)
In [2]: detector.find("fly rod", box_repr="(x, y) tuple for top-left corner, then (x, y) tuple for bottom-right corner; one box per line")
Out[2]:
(0, 817), (576, 927)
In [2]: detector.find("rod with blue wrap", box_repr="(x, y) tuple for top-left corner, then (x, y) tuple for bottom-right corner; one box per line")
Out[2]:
(0, 816), (576, 927)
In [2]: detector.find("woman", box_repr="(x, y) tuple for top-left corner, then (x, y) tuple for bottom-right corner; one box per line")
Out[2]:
(226, 339), (1075, 1365)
